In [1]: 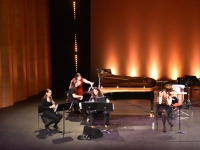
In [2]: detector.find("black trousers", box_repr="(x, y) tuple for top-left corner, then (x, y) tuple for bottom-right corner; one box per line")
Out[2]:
(90, 110), (109, 126)
(42, 110), (63, 126)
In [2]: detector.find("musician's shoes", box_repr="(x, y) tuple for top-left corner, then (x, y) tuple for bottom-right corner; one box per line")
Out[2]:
(53, 125), (58, 129)
(105, 125), (109, 130)
(45, 125), (50, 131)
(163, 127), (166, 132)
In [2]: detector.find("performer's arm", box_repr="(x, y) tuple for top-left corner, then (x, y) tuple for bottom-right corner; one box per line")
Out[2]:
(83, 78), (94, 86)
(72, 93), (83, 100)
(69, 78), (75, 88)
(158, 91), (162, 104)
(42, 98), (54, 110)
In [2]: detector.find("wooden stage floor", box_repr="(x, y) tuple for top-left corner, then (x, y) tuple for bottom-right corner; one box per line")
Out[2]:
(1, 92), (200, 150)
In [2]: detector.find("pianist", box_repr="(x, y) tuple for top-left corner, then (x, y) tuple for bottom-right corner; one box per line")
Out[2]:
(68, 81), (83, 115)
(89, 87), (110, 129)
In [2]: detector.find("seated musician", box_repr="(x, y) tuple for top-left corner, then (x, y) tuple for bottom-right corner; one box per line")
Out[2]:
(89, 87), (110, 129)
(68, 81), (83, 115)
(41, 89), (63, 131)
(158, 89), (174, 132)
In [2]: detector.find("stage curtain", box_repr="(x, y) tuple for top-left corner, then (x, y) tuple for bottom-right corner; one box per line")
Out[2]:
(0, 0), (51, 108)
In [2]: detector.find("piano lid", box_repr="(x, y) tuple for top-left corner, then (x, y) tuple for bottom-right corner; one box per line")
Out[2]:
(97, 69), (112, 75)
(97, 69), (156, 87)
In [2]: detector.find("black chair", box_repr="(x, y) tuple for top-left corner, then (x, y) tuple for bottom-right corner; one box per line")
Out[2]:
(37, 105), (43, 130)
(37, 104), (53, 130)
(155, 103), (173, 131)
(64, 91), (76, 118)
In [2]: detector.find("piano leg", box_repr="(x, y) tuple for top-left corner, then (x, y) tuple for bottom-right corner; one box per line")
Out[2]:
(150, 91), (154, 113)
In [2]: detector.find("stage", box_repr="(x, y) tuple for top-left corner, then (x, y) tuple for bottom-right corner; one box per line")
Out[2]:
(1, 91), (200, 150)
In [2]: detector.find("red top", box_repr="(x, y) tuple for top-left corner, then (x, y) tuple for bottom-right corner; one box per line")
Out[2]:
(71, 77), (84, 97)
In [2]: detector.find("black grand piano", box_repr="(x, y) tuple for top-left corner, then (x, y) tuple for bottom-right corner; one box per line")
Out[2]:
(94, 69), (157, 112)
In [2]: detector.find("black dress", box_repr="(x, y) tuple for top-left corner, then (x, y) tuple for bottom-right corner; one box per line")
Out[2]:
(158, 97), (171, 115)
(41, 98), (62, 126)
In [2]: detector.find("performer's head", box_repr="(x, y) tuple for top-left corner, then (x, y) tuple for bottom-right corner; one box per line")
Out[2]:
(162, 88), (171, 97)
(92, 87), (103, 97)
(43, 88), (52, 100)
(75, 73), (82, 80)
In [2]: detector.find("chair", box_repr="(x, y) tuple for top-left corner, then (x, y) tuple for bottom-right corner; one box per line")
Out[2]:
(37, 105), (43, 130)
(64, 91), (75, 118)
(155, 103), (173, 131)
(38, 104), (54, 130)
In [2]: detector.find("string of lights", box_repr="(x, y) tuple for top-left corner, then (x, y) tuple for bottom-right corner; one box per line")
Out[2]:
(73, 1), (78, 72)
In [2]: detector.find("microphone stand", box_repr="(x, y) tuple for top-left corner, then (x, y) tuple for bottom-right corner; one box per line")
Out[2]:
(185, 77), (193, 109)
(97, 69), (101, 89)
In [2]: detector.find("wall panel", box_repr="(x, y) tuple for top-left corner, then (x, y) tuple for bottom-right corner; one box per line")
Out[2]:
(91, 0), (200, 82)
(0, 0), (51, 108)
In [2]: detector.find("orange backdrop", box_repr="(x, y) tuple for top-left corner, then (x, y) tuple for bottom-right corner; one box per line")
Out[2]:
(90, 0), (200, 82)
(0, 0), (51, 108)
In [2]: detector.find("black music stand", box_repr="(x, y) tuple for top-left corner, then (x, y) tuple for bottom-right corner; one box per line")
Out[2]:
(55, 102), (73, 136)
(81, 103), (114, 111)
(174, 105), (186, 134)
(184, 79), (193, 109)
(81, 103), (114, 134)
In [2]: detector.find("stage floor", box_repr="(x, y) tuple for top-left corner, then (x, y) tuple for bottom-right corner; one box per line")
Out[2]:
(1, 92), (200, 150)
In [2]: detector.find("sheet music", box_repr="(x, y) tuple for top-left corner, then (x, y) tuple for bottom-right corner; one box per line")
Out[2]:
(54, 104), (58, 112)
(170, 92), (187, 94)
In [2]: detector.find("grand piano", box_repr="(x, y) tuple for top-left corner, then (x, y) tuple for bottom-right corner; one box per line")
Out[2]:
(95, 69), (156, 112)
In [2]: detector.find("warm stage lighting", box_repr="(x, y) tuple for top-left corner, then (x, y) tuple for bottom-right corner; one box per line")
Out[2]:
(90, 0), (200, 81)
(129, 70), (137, 77)
(73, 1), (76, 20)
(73, 1), (78, 72)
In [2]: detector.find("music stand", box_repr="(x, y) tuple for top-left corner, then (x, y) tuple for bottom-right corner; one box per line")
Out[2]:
(174, 105), (186, 134)
(81, 102), (114, 134)
(80, 103), (114, 111)
(185, 80), (193, 109)
(55, 102), (73, 136)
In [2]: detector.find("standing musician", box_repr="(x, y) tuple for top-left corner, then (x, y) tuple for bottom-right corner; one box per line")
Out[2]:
(88, 87), (110, 129)
(69, 73), (94, 100)
(158, 88), (174, 132)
